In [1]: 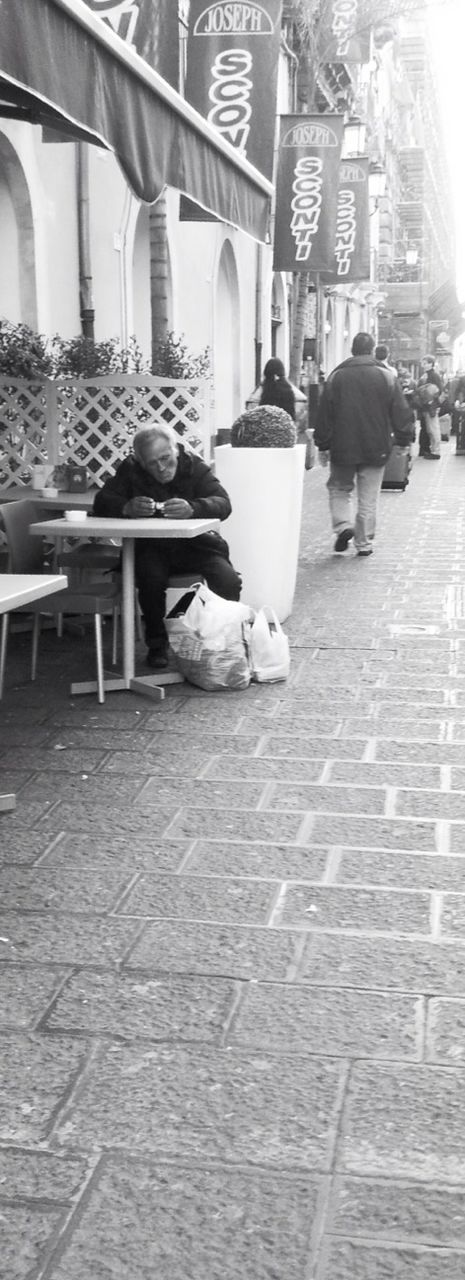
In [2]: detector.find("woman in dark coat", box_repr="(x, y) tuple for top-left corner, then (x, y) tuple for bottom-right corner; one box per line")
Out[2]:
(259, 357), (296, 421)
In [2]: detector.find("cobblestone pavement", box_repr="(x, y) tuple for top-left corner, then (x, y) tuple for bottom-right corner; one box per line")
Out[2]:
(2, 441), (465, 1278)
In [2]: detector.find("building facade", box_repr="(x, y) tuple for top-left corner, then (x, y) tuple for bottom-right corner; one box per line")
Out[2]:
(0, 2), (459, 448)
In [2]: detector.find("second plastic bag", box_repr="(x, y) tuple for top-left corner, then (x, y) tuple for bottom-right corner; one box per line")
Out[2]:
(249, 606), (290, 682)
(165, 582), (254, 691)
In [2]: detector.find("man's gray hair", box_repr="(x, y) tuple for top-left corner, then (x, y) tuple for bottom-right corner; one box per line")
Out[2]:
(133, 423), (179, 459)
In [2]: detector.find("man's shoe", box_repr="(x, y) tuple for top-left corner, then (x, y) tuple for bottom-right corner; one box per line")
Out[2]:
(146, 646), (169, 670)
(334, 527), (354, 552)
(357, 548), (373, 557)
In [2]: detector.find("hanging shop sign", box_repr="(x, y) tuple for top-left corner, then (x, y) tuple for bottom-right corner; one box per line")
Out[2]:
(273, 115), (344, 273)
(332, 156), (370, 281)
(322, 0), (368, 64)
(183, 1), (282, 180)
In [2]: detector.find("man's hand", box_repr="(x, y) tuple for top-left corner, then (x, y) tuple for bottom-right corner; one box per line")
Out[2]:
(123, 496), (157, 518)
(162, 498), (194, 519)
(318, 450), (330, 468)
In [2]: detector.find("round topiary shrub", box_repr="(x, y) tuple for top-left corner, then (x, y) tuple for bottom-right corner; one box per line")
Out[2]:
(231, 405), (296, 448)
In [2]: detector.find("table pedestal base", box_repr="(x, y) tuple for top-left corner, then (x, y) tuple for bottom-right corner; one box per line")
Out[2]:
(70, 670), (184, 702)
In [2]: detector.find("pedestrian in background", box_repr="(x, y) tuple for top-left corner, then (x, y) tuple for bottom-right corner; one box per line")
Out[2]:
(375, 343), (398, 377)
(259, 357), (296, 420)
(415, 354), (443, 459)
(314, 331), (413, 557)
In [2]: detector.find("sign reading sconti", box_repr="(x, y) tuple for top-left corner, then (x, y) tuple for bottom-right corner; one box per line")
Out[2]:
(322, 0), (366, 65)
(185, 0), (282, 179)
(331, 0), (358, 58)
(273, 116), (344, 273)
(334, 158), (369, 280)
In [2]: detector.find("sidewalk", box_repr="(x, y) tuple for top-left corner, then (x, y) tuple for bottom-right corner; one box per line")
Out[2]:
(2, 442), (465, 1279)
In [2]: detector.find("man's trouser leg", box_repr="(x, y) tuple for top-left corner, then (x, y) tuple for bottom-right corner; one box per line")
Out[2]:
(174, 542), (242, 601)
(327, 463), (356, 535)
(135, 539), (242, 648)
(354, 465), (385, 553)
(135, 540), (172, 648)
(425, 411), (441, 456)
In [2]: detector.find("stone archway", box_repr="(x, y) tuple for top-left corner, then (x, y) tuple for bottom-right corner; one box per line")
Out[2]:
(214, 239), (240, 435)
(0, 133), (37, 326)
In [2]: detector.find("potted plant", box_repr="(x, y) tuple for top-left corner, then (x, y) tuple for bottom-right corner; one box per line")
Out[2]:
(214, 405), (305, 621)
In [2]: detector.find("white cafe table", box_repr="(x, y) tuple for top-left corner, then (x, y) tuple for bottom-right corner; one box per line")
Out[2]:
(0, 573), (68, 812)
(30, 515), (220, 701)
(1, 487), (98, 511)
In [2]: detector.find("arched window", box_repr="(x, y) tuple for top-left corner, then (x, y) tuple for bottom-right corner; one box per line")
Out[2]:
(214, 240), (240, 434)
(0, 134), (37, 326)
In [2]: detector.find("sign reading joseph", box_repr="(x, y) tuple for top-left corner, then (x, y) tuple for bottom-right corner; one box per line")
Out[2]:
(273, 116), (344, 273)
(184, 1), (282, 181)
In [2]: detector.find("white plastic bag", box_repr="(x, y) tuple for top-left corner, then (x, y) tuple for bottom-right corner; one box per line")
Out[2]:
(165, 582), (254, 691)
(249, 606), (290, 683)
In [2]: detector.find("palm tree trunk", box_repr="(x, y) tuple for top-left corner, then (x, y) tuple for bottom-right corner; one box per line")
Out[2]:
(149, 192), (169, 370)
(290, 272), (309, 385)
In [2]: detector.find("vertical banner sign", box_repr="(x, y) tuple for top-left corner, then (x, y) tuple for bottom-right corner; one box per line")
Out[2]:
(273, 115), (344, 273)
(183, 0), (282, 180)
(322, 0), (369, 66)
(333, 156), (370, 281)
(84, 0), (179, 87)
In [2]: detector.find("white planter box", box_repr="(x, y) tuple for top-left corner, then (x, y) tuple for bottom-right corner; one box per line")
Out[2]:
(214, 444), (305, 622)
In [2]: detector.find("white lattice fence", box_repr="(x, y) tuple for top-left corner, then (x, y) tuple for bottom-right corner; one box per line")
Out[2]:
(0, 380), (48, 489)
(0, 375), (212, 491)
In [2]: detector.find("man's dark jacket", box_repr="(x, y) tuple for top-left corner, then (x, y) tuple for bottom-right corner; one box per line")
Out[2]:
(93, 443), (232, 553)
(314, 355), (414, 467)
(94, 444), (231, 519)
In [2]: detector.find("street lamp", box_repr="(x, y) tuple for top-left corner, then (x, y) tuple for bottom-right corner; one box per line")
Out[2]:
(343, 116), (367, 157)
(368, 160), (387, 210)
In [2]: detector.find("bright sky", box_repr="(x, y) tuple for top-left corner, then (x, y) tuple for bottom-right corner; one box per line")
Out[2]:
(428, 0), (465, 299)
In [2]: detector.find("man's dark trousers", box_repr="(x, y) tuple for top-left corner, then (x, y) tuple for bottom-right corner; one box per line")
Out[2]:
(135, 537), (241, 646)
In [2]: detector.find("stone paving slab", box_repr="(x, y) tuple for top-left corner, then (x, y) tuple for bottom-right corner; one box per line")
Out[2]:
(0, 964), (71, 1029)
(0, 913), (140, 966)
(299, 934), (465, 994)
(0, 865), (134, 913)
(116, 872), (278, 925)
(55, 1043), (346, 1168)
(123, 919), (304, 980)
(230, 984), (422, 1060)
(183, 839), (328, 880)
(41, 833), (189, 874)
(274, 884), (432, 934)
(44, 970), (238, 1044)
(263, 733), (369, 758)
(0, 1032), (90, 1144)
(49, 1158), (324, 1280)
(0, 1205), (65, 1280)
(166, 807), (306, 842)
(0, 1147), (89, 1199)
(316, 1238), (465, 1280)
(335, 850), (465, 891)
(338, 1063), (465, 1180)
(0, 828), (59, 866)
(329, 1174), (465, 1244)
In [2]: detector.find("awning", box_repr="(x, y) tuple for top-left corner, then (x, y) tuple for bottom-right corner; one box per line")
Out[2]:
(0, 0), (273, 242)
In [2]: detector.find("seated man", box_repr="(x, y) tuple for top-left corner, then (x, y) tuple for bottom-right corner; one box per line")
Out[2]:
(93, 423), (241, 668)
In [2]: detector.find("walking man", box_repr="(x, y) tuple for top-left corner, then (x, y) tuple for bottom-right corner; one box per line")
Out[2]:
(314, 332), (413, 556)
